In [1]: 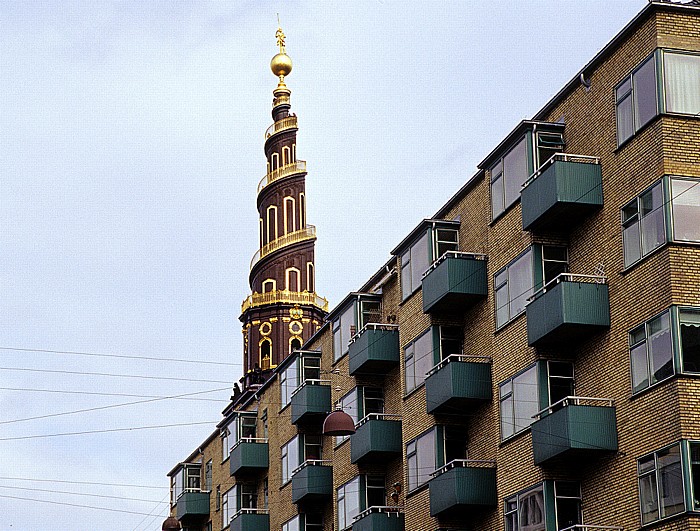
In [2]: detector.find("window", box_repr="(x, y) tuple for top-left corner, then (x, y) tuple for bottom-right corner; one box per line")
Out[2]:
(491, 135), (529, 218)
(434, 227), (459, 260)
(541, 246), (569, 287)
(616, 53), (658, 145)
(260, 339), (271, 370)
(437, 326), (462, 361)
(622, 181), (666, 267)
(630, 310), (673, 394)
(691, 443), (700, 512)
(639, 444), (685, 524)
(335, 387), (384, 445)
(221, 427), (230, 462)
(505, 482), (581, 531)
(617, 50), (700, 146)
(495, 249), (533, 328)
(630, 307), (700, 393)
(169, 463), (202, 505)
(401, 230), (430, 299)
(335, 388), (358, 446)
(205, 460), (212, 492)
(664, 52), (700, 115)
(223, 484), (258, 526)
(337, 476), (361, 530)
(282, 516), (300, 531)
(282, 514), (322, 531)
(222, 486), (232, 525)
(281, 436), (299, 484)
(286, 267), (300, 292)
(406, 428), (437, 491)
(266, 205), (278, 243)
(404, 329), (433, 393)
(670, 177), (700, 242)
(332, 295), (381, 360)
(280, 358), (298, 407)
(499, 361), (574, 440)
(261, 279), (275, 293)
(366, 476), (386, 508)
(306, 261), (314, 292)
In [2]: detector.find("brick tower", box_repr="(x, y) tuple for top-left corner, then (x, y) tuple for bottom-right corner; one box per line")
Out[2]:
(237, 26), (328, 399)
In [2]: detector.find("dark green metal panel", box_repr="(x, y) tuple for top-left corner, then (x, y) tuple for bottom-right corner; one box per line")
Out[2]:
(531, 405), (618, 466)
(290, 384), (331, 424)
(230, 512), (270, 531)
(350, 419), (402, 464)
(348, 328), (399, 375)
(230, 441), (269, 476)
(526, 281), (610, 346)
(352, 511), (405, 531)
(425, 361), (491, 414)
(428, 466), (497, 516)
(421, 255), (487, 314)
(521, 159), (603, 232)
(175, 491), (210, 520)
(291, 465), (333, 504)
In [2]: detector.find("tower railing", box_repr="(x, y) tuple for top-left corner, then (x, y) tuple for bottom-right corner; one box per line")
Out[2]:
(265, 115), (298, 139)
(250, 225), (316, 269)
(241, 290), (329, 313)
(257, 160), (307, 193)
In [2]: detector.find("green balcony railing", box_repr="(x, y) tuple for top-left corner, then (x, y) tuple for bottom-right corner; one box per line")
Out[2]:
(229, 509), (270, 531)
(350, 414), (402, 464)
(175, 490), (210, 522)
(531, 396), (618, 466)
(291, 460), (333, 504)
(428, 460), (497, 517)
(348, 324), (400, 376)
(290, 380), (332, 425)
(230, 439), (269, 476)
(521, 153), (603, 232)
(421, 252), (488, 314)
(526, 274), (610, 346)
(352, 507), (405, 531)
(425, 355), (492, 415)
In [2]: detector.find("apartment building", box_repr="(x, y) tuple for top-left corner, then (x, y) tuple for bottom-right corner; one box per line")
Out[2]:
(168, 2), (700, 530)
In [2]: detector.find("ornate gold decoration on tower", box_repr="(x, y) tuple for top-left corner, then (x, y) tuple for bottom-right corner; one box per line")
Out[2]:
(270, 21), (292, 92)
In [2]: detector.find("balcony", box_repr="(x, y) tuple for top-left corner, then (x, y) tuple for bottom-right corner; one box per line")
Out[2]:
(350, 414), (402, 464)
(425, 355), (492, 415)
(241, 290), (329, 313)
(526, 274), (610, 346)
(230, 438), (269, 476)
(531, 396), (618, 466)
(291, 460), (333, 504)
(348, 324), (400, 376)
(428, 460), (497, 517)
(264, 115), (298, 139)
(521, 153), (603, 232)
(421, 252), (488, 314)
(230, 509), (270, 531)
(250, 225), (317, 269)
(175, 490), (209, 522)
(352, 507), (405, 531)
(291, 380), (331, 425)
(257, 160), (307, 194)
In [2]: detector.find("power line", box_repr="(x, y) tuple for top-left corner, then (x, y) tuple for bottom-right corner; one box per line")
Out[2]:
(0, 345), (240, 367)
(0, 387), (230, 425)
(0, 366), (231, 384)
(0, 484), (166, 504)
(0, 476), (166, 489)
(0, 493), (165, 516)
(0, 421), (219, 441)
(0, 386), (228, 402)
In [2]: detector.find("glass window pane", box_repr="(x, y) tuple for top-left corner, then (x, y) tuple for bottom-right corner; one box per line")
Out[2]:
(631, 343), (650, 393)
(640, 184), (666, 255)
(659, 446), (684, 517)
(633, 56), (658, 130)
(671, 178), (700, 242)
(491, 174), (504, 216)
(519, 485), (545, 530)
(496, 283), (509, 327)
(623, 221), (642, 267)
(664, 52), (700, 115)
(503, 136), (528, 208)
(617, 94), (634, 145)
(501, 395), (514, 439)
(649, 313), (673, 385)
(681, 310), (700, 373)
(513, 367), (538, 433)
(416, 429), (436, 487)
(617, 78), (632, 100)
(639, 472), (659, 524)
(411, 232), (430, 290)
(509, 250), (533, 317)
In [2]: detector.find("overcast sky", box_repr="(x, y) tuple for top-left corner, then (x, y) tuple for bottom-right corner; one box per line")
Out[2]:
(0, 1), (648, 529)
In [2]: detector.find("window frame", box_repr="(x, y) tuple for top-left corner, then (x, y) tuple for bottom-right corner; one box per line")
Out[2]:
(406, 427), (438, 493)
(504, 481), (581, 531)
(404, 328), (433, 394)
(637, 442), (686, 525)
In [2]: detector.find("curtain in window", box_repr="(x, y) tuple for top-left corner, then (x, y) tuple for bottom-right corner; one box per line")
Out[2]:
(664, 53), (700, 115)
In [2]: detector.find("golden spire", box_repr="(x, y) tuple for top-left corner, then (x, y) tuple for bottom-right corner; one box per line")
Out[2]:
(270, 17), (292, 90)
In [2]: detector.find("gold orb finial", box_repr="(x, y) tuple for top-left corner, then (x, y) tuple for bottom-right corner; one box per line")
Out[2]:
(271, 18), (292, 86)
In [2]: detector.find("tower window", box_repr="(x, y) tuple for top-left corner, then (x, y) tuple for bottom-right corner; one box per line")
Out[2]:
(260, 339), (272, 370)
(307, 262), (314, 292)
(290, 337), (301, 353)
(286, 267), (300, 292)
(267, 206), (278, 243)
(284, 197), (296, 234)
(262, 279), (276, 293)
